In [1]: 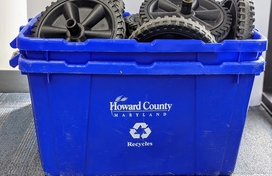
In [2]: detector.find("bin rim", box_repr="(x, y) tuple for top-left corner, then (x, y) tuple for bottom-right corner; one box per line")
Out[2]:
(10, 14), (267, 53)
(17, 54), (265, 75)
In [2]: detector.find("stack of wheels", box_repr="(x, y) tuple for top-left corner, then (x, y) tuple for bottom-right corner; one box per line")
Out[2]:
(128, 0), (255, 43)
(31, 0), (255, 43)
(31, 0), (126, 42)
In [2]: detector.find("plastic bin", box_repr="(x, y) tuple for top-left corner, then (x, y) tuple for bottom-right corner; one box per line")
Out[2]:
(10, 16), (267, 176)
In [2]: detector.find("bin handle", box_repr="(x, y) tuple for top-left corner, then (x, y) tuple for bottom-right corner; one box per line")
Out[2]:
(10, 51), (20, 68)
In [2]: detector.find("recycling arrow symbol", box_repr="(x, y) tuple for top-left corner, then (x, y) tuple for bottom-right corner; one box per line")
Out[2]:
(129, 123), (152, 139)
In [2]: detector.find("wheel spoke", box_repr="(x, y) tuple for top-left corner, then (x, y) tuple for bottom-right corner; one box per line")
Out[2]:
(63, 2), (80, 22)
(195, 9), (221, 21)
(196, 6), (207, 11)
(150, 12), (178, 19)
(82, 4), (106, 28)
(85, 30), (112, 38)
(158, 0), (179, 12)
(169, 0), (182, 8)
(40, 26), (67, 38)
(192, 0), (200, 9)
(191, 16), (214, 29)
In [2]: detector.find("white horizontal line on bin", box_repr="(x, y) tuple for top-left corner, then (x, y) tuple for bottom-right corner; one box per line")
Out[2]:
(112, 110), (168, 113)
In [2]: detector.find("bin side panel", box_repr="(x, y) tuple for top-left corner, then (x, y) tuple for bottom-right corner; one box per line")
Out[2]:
(27, 73), (255, 175)
(195, 75), (255, 175)
(195, 75), (239, 175)
(29, 74), (92, 175)
(28, 74), (59, 175)
(85, 75), (196, 175)
(220, 75), (255, 175)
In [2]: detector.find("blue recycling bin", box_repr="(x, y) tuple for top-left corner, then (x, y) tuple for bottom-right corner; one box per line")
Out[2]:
(10, 16), (267, 176)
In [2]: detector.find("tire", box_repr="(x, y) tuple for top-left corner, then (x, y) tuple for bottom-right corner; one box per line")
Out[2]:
(112, 0), (125, 13)
(139, 0), (232, 42)
(222, 0), (255, 39)
(125, 14), (140, 37)
(31, 0), (126, 41)
(129, 16), (216, 43)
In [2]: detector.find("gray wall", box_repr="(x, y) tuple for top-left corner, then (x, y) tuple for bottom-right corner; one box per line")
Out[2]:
(26, 0), (143, 18)
(0, 0), (27, 70)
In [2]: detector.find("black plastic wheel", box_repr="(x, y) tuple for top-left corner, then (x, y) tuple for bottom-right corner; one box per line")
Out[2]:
(125, 14), (140, 37)
(221, 0), (255, 39)
(31, 0), (126, 41)
(139, 0), (232, 42)
(129, 16), (216, 43)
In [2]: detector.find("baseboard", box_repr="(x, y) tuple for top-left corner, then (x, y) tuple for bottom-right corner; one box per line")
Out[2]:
(262, 91), (272, 116)
(0, 71), (29, 93)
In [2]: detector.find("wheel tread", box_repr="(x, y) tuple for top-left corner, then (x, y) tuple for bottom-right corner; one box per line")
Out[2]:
(129, 16), (216, 43)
